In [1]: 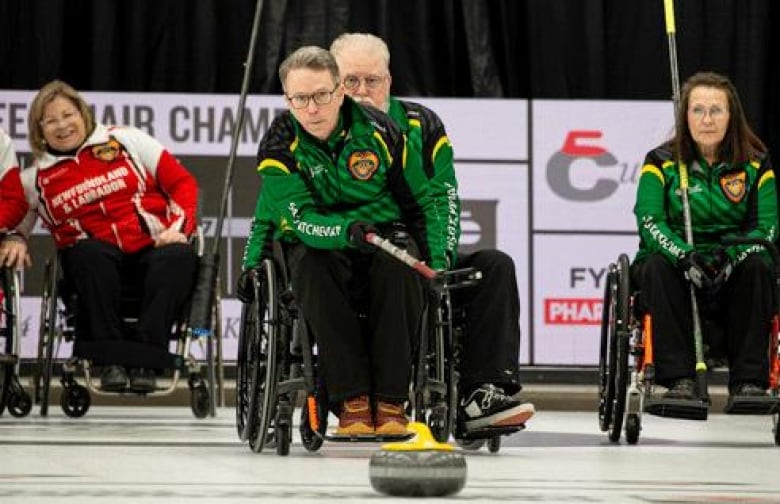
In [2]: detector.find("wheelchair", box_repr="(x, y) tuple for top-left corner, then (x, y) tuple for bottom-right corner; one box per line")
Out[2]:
(235, 241), (518, 455)
(0, 267), (33, 417)
(599, 239), (780, 445)
(33, 244), (224, 419)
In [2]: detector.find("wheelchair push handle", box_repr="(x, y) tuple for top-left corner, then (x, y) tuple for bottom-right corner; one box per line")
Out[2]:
(364, 232), (482, 291)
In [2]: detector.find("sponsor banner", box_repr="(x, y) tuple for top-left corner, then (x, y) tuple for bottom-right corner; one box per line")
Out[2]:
(1, 90), (286, 157)
(456, 162), (530, 363)
(532, 100), (674, 232)
(1, 91), (527, 161)
(532, 234), (638, 364)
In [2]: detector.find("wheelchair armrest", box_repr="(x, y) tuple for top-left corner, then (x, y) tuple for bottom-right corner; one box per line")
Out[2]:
(436, 267), (482, 291)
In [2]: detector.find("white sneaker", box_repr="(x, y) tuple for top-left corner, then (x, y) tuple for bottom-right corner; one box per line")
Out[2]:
(459, 384), (535, 431)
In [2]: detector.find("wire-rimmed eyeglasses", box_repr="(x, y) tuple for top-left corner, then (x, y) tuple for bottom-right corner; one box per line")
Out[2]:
(343, 74), (387, 91)
(286, 84), (340, 109)
(688, 104), (727, 121)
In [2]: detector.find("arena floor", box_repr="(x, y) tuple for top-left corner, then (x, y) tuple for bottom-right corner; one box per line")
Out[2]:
(1, 405), (778, 503)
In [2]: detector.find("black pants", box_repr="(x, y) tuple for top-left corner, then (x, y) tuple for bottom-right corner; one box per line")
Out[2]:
(632, 253), (772, 389)
(287, 244), (423, 404)
(61, 239), (197, 369)
(452, 249), (522, 394)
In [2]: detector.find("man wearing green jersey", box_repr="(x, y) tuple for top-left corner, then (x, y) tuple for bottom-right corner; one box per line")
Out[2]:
(241, 46), (443, 436)
(632, 71), (777, 408)
(330, 33), (535, 434)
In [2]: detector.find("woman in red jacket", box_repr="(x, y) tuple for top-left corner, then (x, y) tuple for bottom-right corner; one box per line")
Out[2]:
(4, 80), (199, 393)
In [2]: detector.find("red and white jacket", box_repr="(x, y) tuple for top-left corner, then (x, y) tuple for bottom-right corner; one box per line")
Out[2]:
(0, 129), (28, 232)
(20, 124), (198, 253)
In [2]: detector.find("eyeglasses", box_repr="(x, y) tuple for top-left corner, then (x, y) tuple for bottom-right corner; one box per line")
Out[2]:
(286, 84), (340, 109)
(688, 104), (727, 120)
(343, 74), (387, 91)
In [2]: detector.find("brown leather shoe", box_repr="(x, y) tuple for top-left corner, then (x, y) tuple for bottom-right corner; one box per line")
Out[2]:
(375, 401), (409, 435)
(336, 396), (374, 435)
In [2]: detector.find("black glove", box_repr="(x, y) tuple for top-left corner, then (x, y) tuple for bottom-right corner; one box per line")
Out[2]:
(679, 251), (714, 290)
(236, 269), (256, 304)
(709, 247), (734, 290)
(348, 221), (378, 254)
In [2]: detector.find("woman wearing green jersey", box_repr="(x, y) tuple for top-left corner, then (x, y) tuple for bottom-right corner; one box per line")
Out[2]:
(632, 71), (777, 406)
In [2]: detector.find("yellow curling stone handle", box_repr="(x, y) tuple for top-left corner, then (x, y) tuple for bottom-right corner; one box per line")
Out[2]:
(381, 421), (455, 452)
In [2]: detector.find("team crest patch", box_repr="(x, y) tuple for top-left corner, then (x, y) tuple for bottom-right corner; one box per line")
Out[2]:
(719, 171), (747, 203)
(347, 150), (379, 180)
(92, 139), (121, 162)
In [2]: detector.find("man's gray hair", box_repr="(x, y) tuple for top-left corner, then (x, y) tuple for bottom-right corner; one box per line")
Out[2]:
(330, 33), (390, 71)
(278, 46), (340, 88)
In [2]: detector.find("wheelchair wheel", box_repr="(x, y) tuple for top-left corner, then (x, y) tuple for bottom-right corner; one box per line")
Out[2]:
(275, 417), (291, 456)
(774, 414), (780, 446)
(61, 383), (91, 418)
(241, 259), (281, 453)
(6, 380), (32, 418)
(625, 413), (641, 445)
(598, 254), (631, 443)
(0, 269), (28, 418)
(190, 382), (210, 419)
(35, 259), (59, 417)
(487, 436), (501, 453)
(428, 405), (450, 443)
(456, 438), (486, 451)
(0, 364), (10, 416)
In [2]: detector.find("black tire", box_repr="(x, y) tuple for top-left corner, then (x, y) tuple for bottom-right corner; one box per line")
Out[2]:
(190, 384), (210, 419)
(607, 254), (631, 443)
(774, 414), (780, 446)
(456, 438), (485, 451)
(7, 383), (32, 418)
(0, 365), (10, 417)
(236, 300), (253, 439)
(244, 259), (280, 453)
(37, 260), (59, 417)
(275, 420), (291, 456)
(487, 436), (501, 453)
(61, 384), (91, 418)
(428, 406), (449, 443)
(598, 266), (617, 432)
(625, 413), (641, 445)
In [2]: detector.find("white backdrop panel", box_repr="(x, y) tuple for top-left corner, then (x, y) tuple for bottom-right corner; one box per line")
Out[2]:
(532, 100), (673, 232)
(456, 162), (530, 363)
(532, 234), (638, 365)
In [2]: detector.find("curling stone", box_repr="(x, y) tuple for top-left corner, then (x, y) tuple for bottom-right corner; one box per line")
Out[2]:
(369, 422), (467, 497)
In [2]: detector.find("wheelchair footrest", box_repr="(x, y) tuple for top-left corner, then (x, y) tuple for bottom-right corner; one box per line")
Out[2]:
(455, 424), (525, 440)
(644, 397), (709, 420)
(724, 395), (779, 415)
(324, 432), (415, 443)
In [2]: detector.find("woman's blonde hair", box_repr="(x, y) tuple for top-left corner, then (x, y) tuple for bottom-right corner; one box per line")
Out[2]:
(28, 80), (95, 158)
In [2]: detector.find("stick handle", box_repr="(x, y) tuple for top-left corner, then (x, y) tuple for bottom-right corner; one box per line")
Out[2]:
(663, 0), (676, 34)
(365, 232), (437, 280)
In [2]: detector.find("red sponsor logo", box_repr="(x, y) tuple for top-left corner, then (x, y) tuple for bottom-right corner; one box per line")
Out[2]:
(544, 298), (603, 325)
(560, 130), (606, 157)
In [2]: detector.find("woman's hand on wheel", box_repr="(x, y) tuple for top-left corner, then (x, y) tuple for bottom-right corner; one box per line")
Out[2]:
(0, 235), (31, 269)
